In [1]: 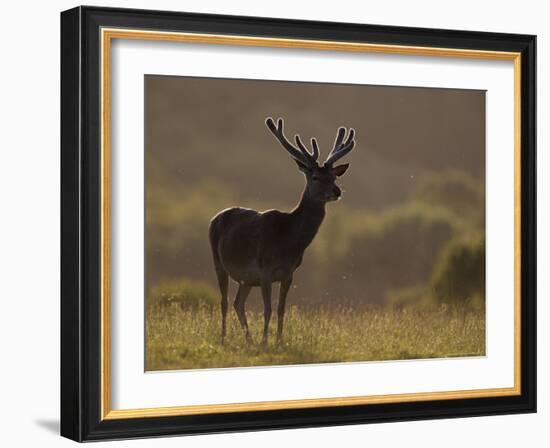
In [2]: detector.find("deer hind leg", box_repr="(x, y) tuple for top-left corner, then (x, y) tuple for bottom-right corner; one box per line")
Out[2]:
(214, 263), (229, 344)
(233, 283), (253, 344)
(261, 281), (273, 346)
(277, 276), (292, 345)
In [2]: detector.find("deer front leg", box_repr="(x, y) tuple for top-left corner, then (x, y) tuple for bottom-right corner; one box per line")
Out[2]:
(233, 283), (253, 344)
(277, 276), (292, 345)
(261, 281), (272, 346)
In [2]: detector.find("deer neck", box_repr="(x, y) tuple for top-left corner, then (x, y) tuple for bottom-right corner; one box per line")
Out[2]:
(290, 189), (326, 250)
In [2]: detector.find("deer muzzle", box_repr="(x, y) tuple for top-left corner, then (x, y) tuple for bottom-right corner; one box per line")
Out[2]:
(326, 185), (342, 201)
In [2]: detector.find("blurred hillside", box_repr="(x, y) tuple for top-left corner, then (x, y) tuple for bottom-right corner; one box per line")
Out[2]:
(145, 75), (485, 308)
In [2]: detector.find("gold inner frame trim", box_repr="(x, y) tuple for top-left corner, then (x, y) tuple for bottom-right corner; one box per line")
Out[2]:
(100, 27), (522, 421)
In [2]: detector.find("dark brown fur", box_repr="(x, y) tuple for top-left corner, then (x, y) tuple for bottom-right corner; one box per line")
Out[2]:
(209, 118), (356, 345)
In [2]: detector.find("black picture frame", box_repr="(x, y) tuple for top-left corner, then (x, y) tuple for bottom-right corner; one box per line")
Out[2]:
(61, 5), (536, 442)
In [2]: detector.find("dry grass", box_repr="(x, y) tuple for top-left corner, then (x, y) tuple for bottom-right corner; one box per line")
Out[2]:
(146, 303), (485, 371)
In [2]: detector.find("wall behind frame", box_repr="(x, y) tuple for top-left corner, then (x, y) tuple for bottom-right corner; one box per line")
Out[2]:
(0, 1), (546, 447)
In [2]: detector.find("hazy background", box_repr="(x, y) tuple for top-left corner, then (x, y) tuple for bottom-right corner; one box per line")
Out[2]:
(145, 75), (485, 310)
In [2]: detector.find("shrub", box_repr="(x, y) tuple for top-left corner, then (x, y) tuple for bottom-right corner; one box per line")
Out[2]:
(148, 277), (219, 310)
(309, 202), (457, 304)
(412, 170), (484, 228)
(431, 235), (485, 305)
(385, 284), (432, 309)
(146, 180), (236, 284)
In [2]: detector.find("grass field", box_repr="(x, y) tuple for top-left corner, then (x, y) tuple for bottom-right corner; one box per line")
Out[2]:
(145, 302), (485, 371)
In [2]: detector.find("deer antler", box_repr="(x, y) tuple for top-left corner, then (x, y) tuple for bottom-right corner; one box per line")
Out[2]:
(324, 127), (355, 166)
(265, 117), (319, 167)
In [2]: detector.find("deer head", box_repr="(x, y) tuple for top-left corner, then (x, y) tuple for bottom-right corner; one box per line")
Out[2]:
(265, 117), (356, 202)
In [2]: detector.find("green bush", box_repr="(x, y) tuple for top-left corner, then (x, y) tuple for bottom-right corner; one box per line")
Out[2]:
(144, 169), (485, 309)
(412, 170), (484, 228)
(308, 202), (457, 304)
(432, 236), (485, 305)
(148, 277), (219, 310)
(146, 180), (236, 284)
(386, 284), (430, 309)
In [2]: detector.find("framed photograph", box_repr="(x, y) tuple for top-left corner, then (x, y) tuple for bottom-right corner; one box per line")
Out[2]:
(60, 6), (536, 441)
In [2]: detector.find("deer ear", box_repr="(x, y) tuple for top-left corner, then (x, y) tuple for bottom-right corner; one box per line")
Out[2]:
(332, 163), (350, 177)
(294, 159), (310, 173)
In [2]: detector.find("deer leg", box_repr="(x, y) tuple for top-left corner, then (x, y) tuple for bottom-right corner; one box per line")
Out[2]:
(277, 276), (292, 345)
(214, 265), (229, 345)
(261, 281), (273, 346)
(233, 283), (253, 343)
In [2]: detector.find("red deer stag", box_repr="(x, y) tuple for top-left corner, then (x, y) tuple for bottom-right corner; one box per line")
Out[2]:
(209, 117), (356, 345)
